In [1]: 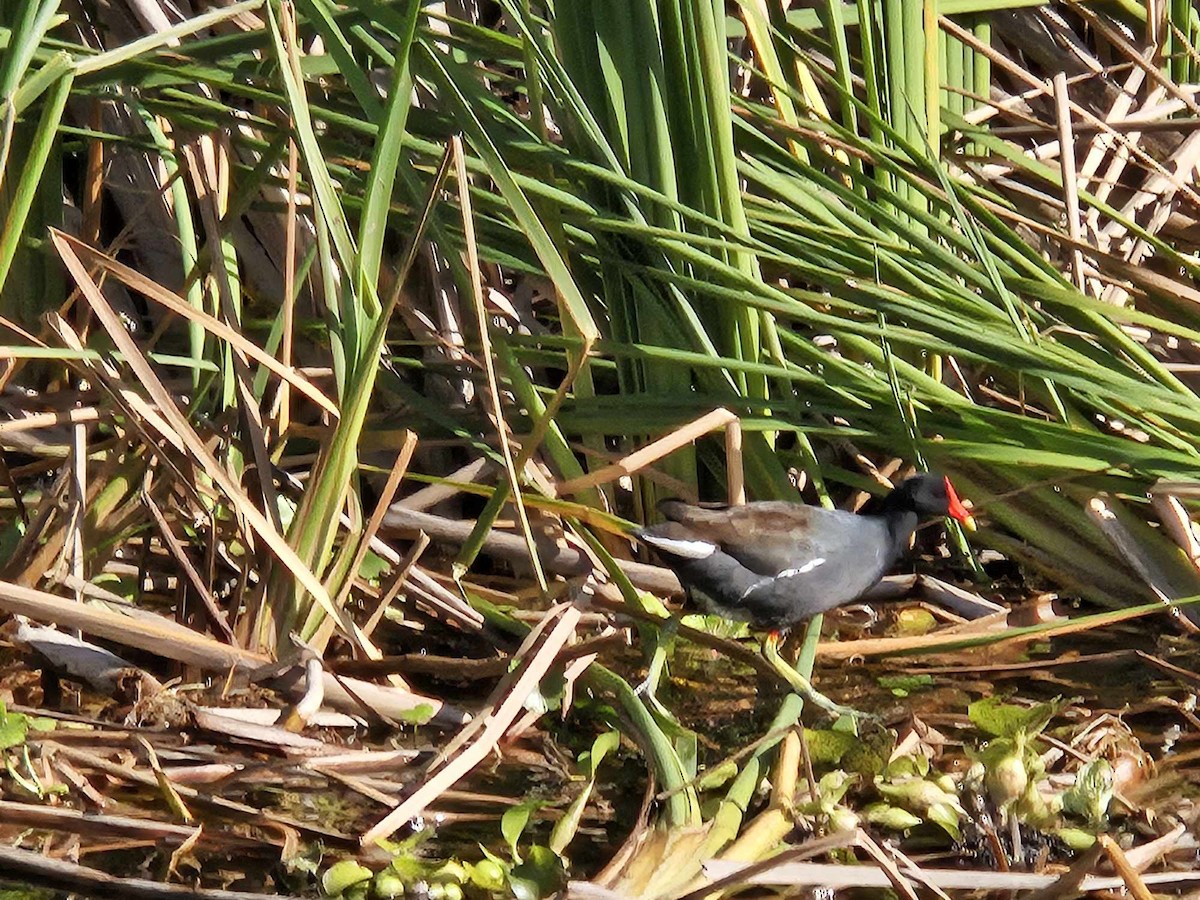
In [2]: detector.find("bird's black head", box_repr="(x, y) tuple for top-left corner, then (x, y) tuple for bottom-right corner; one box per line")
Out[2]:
(885, 473), (975, 527)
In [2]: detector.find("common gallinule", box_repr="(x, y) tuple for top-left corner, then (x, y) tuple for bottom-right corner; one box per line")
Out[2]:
(636, 473), (975, 717)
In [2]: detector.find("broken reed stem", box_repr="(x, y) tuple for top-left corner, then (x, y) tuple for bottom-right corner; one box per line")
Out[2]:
(556, 408), (739, 496)
(726, 416), (745, 505)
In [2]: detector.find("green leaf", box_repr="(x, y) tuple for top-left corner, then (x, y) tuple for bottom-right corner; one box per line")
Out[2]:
(968, 697), (1060, 739)
(468, 854), (508, 892)
(803, 728), (859, 765)
(0, 703), (29, 751)
(396, 704), (435, 726)
(1062, 758), (1114, 826)
(357, 549), (388, 583)
(509, 845), (566, 900)
(884, 754), (929, 781)
(321, 860), (372, 897)
(0, 520), (26, 570)
(927, 801), (963, 841)
(816, 770), (857, 807)
(876, 777), (956, 814)
(877, 674), (934, 696)
(501, 801), (540, 863)
(1053, 827), (1098, 850)
(384, 852), (427, 884)
(894, 608), (939, 636)
(550, 729), (622, 856)
(696, 760), (739, 791)
(548, 781), (590, 858)
(864, 802), (922, 831)
(585, 730), (621, 776)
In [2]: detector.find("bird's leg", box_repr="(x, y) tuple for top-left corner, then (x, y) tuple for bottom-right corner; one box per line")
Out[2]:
(761, 631), (874, 723)
(633, 616), (678, 714)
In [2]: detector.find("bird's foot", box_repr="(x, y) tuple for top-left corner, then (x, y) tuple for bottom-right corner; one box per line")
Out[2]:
(804, 683), (876, 724)
(633, 618), (677, 707)
(762, 640), (878, 724)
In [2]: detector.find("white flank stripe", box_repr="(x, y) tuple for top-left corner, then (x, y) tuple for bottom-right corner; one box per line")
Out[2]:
(738, 577), (771, 602)
(642, 535), (718, 559)
(776, 557), (826, 579)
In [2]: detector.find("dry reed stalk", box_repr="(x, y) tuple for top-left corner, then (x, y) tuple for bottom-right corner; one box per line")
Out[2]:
(361, 600), (582, 844)
(0, 844), (300, 900)
(53, 232), (338, 417)
(556, 408), (739, 497)
(0, 579), (465, 724)
(53, 230), (367, 653)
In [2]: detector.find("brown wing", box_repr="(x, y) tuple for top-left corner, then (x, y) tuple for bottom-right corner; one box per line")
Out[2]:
(657, 500), (864, 577)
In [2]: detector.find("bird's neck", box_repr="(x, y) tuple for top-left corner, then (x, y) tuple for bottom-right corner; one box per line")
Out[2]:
(880, 508), (920, 559)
